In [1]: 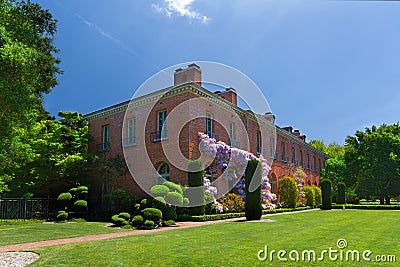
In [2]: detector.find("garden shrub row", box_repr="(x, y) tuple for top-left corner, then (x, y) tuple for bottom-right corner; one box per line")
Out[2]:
(177, 206), (314, 222)
(332, 204), (400, 210)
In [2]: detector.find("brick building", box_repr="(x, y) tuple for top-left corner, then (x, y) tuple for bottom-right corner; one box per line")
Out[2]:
(85, 64), (328, 199)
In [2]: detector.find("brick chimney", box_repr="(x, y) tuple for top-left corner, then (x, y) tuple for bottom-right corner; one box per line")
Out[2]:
(216, 87), (237, 105)
(174, 63), (202, 86)
(262, 112), (275, 123)
(293, 129), (301, 138)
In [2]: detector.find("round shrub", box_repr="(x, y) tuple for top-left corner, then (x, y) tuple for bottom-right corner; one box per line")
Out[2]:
(165, 192), (184, 206)
(152, 197), (167, 209)
(164, 220), (176, 227)
(143, 220), (155, 229)
(118, 212), (131, 221)
(111, 214), (120, 222)
(303, 186), (315, 207)
(56, 211), (68, 222)
(162, 206), (177, 221)
(220, 193), (245, 213)
(73, 200), (88, 211)
(163, 181), (183, 195)
(150, 184), (170, 197)
(142, 208), (163, 221)
(278, 176), (298, 208)
(77, 186), (88, 192)
(183, 197), (189, 206)
(57, 192), (72, 202)
(131, 215), (144, 228)
(111, 214), (128, 226)
(312, 186), (322, 206)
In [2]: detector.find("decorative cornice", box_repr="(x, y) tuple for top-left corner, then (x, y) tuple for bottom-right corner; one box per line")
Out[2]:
(83, 83), (328, 159)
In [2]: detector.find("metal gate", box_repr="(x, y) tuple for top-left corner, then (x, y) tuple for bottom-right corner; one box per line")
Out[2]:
(0, 198), (57, 220)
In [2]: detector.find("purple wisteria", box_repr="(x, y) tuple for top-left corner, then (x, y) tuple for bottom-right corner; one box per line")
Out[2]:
(199, 132), (276, 210)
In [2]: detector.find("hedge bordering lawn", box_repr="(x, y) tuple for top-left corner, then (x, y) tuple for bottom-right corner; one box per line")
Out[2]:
(177, 206), (314, 222)
(332, 204), (400, 210)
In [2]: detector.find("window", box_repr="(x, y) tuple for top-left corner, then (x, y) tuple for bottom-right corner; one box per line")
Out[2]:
(228, 122), (236, 147)
(102, 125), (110, 150)
(300, 150), (304, 167)
(319, 159), (322, 173)
(157, 110), (167, 140)
(256, 131), (262, 154)
(127, 118), (136, 145)
(281, 142), (288, 162)
(269, 136), (275, 158)
(307, 154), (311, 169)
(291, 147), (296, 164)
(206, 112), (213, 136)
(157, 163), (170, 182)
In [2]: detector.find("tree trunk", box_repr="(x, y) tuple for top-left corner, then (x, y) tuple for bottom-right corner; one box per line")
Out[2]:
(379, 196), (384, 205)
(385, 196), (391, 205)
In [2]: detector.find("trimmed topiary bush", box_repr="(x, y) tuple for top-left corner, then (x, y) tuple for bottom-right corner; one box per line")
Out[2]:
(56, 211), (68, 222)
(143, 220), (155, 229)
(164, 220), (176, 227)
(152, 197), (167, 209)
(111, 212), (130, 227)
(165, 192), (184, 206)
(150, 184), (170, 197)
(57, 192), (72, 202)
(183, 197), (189, 206)
(244, 159), (262, 220)
(163, 206), (178, 221)
(140, 198), (151, 209)
(337, 182), (346, 204)
(142, 208), (163, 221)
(321, 179), (332, 210)
(162, 181), (183, 195)
(278, 176), (298, 208)
(69, 187), (78, 194)
(131, 215), (144, 228)
(312, 186), (322, 206)
(118, 212), (131, 221)
(57, 192), (72, 208)
(187, 160), (205, 215)
(73, 200), (88, 212)
(303, 186), (315, 207)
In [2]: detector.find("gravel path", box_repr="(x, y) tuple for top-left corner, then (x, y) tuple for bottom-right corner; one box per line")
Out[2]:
(0, 209), (317, 266)
(0, 252), (39, 267)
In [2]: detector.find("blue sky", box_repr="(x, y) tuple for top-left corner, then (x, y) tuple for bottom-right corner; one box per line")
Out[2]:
(37, 0), (400, 145)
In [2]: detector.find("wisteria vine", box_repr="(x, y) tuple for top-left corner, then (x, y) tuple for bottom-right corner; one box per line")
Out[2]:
(199, 132), (276, 210)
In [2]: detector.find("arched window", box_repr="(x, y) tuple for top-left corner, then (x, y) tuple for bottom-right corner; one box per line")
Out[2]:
(157, 163), (170, 182)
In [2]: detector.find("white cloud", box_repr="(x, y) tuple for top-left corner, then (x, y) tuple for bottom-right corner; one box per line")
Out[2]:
(152, 0), (209, 24)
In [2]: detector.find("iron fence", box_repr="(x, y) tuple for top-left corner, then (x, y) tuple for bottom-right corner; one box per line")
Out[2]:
(0, 198), (57, 220)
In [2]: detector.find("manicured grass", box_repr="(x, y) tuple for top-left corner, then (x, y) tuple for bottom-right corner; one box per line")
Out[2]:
(0, 222), (128, 246)
(31, 210), (399, 266)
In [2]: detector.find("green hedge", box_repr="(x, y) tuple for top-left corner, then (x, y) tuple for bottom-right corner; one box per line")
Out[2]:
(187, 160), (205, 215)
(321, 179), (332, 210)
(177, 206), (314, 222)
(332, 204), (400, 210)
(337, 182), (346, 204)
(278, 176), (298, 208)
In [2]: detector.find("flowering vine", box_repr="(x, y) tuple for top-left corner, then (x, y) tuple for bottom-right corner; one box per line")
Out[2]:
(199, 132), (276, 210)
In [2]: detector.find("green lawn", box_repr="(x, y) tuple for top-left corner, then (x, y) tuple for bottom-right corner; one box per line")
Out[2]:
(0, 222), (128, 246)
(30, 210), (399, 266)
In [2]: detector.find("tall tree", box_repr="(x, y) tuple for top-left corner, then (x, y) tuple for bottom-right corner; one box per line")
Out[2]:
(0, 0), (61, 192)
(345, 124), (400, 204)
(309, 140), (346, 191)
(7, 112), (97, 197)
